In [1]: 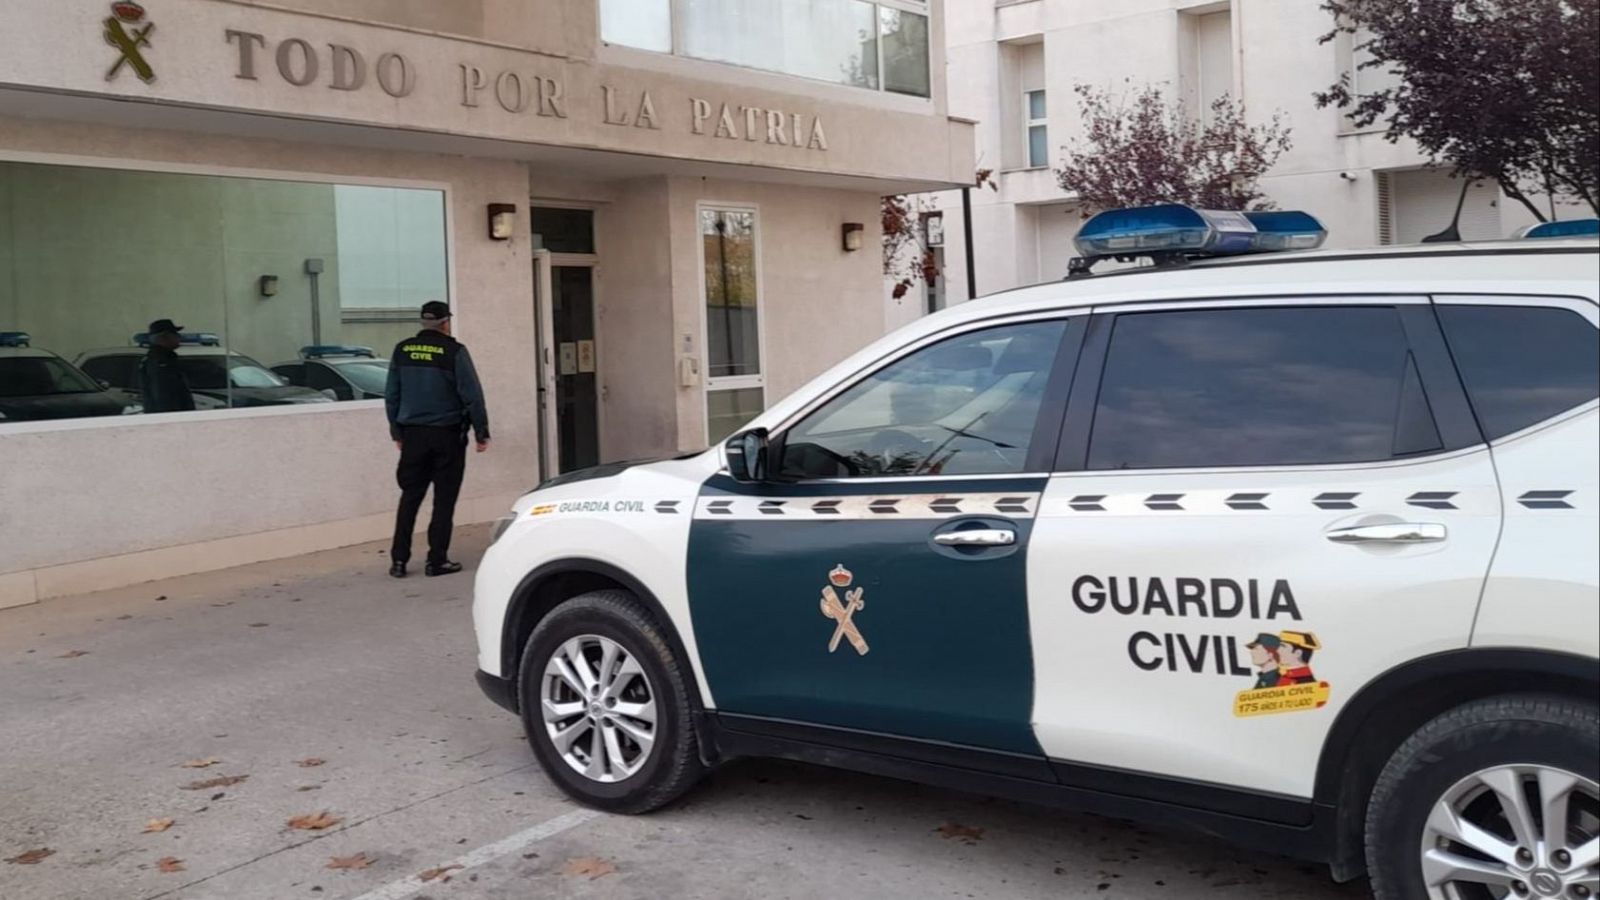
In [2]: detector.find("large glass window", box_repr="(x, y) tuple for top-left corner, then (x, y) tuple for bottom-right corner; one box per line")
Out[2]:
(702, 207), (764, 443)
(780, 319), (1067, 479)
(602, 0), (927, 97)
(1087, 306), (1435, 470)
(1437, 305), (1599, 440)
(0, 160), (448, 425)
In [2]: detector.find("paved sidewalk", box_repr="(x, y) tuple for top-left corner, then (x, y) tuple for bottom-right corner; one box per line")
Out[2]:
(0, 530), (1366, 899)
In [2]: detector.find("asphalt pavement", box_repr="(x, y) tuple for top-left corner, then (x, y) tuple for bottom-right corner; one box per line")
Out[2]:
(0, 528), (1369, 899)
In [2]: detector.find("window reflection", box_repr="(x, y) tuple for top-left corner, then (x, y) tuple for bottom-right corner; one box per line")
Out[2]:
(0, 161), (448, 424)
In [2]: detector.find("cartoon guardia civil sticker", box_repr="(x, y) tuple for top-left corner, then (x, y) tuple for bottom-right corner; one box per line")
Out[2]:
(819, 564), (869, 656)
(1233, 630), (1332, 718)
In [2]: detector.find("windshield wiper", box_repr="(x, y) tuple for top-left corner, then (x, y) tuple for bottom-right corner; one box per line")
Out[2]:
(937, 424), (1016, 449)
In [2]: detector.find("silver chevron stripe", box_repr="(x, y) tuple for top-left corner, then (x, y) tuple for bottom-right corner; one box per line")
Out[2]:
(692, 492), (1040, 520)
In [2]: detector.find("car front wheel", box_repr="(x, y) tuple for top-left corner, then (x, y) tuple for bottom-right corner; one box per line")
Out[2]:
(517, 590), (705, 814)
(1365, 695), (1599, 900)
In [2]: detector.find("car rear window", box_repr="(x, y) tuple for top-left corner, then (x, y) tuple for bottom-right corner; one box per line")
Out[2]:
(1437, 304), (1600, 440)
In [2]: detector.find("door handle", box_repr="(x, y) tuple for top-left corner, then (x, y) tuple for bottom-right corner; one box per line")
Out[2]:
(933, 528), (1016, 547)
(1326, 522), (1447, 544)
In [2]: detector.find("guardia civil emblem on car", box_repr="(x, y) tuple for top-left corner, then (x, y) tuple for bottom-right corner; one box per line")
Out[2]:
(819, 564), (868, 655)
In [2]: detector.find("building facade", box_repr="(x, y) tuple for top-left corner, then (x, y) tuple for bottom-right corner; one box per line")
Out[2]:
(901, 0), (1572, 323)
(0, 0), (972, 607)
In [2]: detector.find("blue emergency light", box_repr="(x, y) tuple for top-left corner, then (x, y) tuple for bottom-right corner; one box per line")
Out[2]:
(1069, 204), (1328, 276)
(1518, 218), (1600, 240)
(0, 331), (30, 347)
(133, 332), (222, 347)
(301, 345), (375, 359)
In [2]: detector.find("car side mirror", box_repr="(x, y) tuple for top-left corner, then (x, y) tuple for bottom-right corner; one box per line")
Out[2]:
(725, 428), (771, 483)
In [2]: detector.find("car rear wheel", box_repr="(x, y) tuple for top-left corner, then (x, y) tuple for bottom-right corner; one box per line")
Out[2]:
(1365, 695), (1599, 900)
(517, 590), (704, 814)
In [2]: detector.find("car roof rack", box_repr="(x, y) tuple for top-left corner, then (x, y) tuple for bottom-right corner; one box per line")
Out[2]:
(1066, 204), (1328, 278)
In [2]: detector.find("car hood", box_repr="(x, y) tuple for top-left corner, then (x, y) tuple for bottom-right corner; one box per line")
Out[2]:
(533, 454), (701, 491)
(195, 386), (332, 406)
(0, 391), (129, 421)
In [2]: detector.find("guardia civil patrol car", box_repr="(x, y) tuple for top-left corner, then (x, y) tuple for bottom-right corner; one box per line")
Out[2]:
(474, 207), (1600, 900)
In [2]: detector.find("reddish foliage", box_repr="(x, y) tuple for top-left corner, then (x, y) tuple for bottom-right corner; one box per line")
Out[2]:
(1316, 0), (1598, 220)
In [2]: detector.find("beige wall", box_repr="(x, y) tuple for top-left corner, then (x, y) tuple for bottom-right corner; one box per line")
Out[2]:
(0, 115), (539, 579)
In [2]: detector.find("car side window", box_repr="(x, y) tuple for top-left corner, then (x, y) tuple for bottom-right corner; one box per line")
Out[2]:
(82, 355), (138, 390)
(303, 363), (351, 399)
(779, 319), (1068, 479)
(1436, 304), (1600, 440)
(1087, 306), (1437, 470)
(273, 364), (305, 385)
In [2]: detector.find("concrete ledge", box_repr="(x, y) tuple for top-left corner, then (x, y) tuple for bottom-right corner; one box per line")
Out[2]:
(3, 493), (515, 605)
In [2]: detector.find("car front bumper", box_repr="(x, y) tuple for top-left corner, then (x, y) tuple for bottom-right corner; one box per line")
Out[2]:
(475, 669), (518, 714)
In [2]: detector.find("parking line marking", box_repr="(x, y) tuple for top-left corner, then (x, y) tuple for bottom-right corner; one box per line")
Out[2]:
(349, 807), (600, 900)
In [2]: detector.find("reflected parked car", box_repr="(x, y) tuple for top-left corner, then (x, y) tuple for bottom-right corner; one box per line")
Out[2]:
(0, 332), (143, 422)
(76, 333), (334, 409)
(271, 346), (389, 401)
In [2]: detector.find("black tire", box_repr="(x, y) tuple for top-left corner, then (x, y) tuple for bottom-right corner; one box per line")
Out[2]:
(1365, 694), (1600, 900)
(517, 589), (705, 814)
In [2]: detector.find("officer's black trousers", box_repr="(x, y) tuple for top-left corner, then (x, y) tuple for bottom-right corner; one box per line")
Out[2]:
(392, 425), (468, 565)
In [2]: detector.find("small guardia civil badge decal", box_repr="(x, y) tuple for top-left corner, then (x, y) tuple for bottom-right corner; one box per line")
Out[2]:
(104, 1), (156, 84)
(1233, 630), (1332, 718)
(819, 564), (868, 656)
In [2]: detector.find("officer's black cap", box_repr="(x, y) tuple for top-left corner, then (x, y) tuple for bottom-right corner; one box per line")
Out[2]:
(1246, 632), (1281, 649)
(420, 301), (452, 322)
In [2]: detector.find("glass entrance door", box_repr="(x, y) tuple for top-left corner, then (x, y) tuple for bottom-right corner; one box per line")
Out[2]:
(551, 265), (599, 473)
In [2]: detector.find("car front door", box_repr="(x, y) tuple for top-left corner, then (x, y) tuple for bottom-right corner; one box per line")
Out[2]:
(688, 315), (1083, 758)
(1027, 299), (1499, 804)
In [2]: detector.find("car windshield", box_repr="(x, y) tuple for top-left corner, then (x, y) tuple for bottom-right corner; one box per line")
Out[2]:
(176, 354), (288, 390)
(335, 361), (389, 394)
(0, 356), (103, 397)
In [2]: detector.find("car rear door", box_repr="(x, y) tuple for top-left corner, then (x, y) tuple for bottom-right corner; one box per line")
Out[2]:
(687, 314), (1083, 760)
(1027, 298), (1499, 803)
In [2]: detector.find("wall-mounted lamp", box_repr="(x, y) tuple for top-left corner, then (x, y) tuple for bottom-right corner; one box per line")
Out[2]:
(488, 203), (517, 241)
(841, 222), (865, 252)
(1339, 171), (1358, 182)
(258, 274), (279, 298)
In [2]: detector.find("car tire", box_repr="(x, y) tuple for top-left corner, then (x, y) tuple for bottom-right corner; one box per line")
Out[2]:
(517, 589), (705, 814)
(1364, 694), (1599, 900)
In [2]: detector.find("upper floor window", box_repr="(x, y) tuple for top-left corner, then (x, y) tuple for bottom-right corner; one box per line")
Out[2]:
(1025, 89), (1048, 168)
(601, 0), (931, 98)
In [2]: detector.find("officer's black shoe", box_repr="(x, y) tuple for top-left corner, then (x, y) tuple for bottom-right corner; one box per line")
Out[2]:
(425, 561), (464, 577)
(389, 561), (407, 579)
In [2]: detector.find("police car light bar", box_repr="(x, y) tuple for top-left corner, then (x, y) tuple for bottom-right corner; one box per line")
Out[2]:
(301, 345), (376, 359)
(1069, 204), (1327, 277)
(0, 331), (30, 347)
(132, 332), (222, 347)
(1517, 218), (1600, 240)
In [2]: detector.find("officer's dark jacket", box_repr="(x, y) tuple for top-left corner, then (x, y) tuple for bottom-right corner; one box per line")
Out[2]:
(139, 346), (196, 413)
(385, 329), (490, 442)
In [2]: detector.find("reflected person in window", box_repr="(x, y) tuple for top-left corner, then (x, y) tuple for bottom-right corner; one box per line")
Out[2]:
(385, 301), (491, 579)
(139, 319), (195, 414)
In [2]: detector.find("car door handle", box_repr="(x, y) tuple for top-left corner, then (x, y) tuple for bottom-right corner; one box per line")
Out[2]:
(1325, 523), (1447, 544)
(933, 528), (1016, 547)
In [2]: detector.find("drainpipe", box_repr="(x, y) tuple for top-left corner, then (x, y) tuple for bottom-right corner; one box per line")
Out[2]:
(961, 187), (977, 301)
(305, 257), (325, 346)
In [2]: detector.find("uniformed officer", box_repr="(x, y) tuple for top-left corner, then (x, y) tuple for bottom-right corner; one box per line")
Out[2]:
(1246, 632), (1282, 689)
(1274, 631), (1322, 686)
(139, 319), (196, 414)
(385, 301), (490, 579)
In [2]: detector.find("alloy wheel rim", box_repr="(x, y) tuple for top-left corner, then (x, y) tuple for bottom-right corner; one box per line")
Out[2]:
(1420, 764), (1599, 900)
(541, 634), (658, 784)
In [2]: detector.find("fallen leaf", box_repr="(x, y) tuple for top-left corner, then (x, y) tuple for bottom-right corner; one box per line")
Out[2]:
(561, 857), (616, 880)
(116, 614), (133, 620)
(4, 848), (53, 865)
(297, 785), (321, 792)
(156, 856), (185, 873)
(142, 818), (176, 833)
(182, 774), (248, 791)
(419, 864), (463, 882)
(327, 853), (374, 870)
(296, 758), (326, 768)
(935, 822), (985, 842)
(57, 650), (89, 659)
(182, 758), (221, 769)
(287, 811), (343, 831)
(248, 622), (269, 628)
